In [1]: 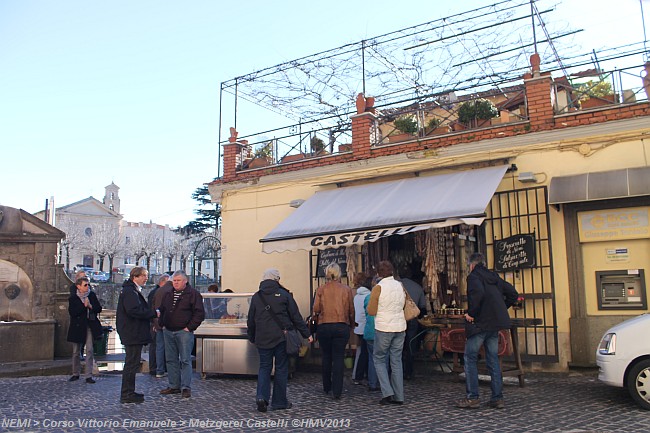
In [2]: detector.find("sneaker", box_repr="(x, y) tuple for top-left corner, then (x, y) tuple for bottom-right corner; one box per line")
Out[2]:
(389, 398), (403, 405)
(487, 399), (505, 409)
(155, 372), (167, 378)
(181, 389), (191, 398)
(68, 375), (79, 382)
(456, 398), (480, 409)
(85, 377), (96, 384)
(352, 380), (362, 385)
(256, 399), (268, 413)
(160, 387), (181, 395)
(379, 396), (393, 405)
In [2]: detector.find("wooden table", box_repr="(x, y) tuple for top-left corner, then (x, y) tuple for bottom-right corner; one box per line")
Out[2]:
(418, 316), (542, 387)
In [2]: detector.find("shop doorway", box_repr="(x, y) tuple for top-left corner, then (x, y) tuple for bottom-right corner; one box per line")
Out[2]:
(483, 186), (559, 363)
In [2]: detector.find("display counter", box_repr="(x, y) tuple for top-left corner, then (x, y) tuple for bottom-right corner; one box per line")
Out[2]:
(195, 292), (258, 376)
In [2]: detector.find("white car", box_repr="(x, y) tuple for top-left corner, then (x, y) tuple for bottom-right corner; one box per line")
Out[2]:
(596, 313), (650, 410)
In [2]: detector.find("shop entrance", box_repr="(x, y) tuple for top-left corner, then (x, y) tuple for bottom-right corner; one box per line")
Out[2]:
(483, 186), (558, 363)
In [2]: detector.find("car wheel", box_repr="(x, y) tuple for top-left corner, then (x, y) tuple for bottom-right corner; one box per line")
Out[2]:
(626, 359), (650, 410)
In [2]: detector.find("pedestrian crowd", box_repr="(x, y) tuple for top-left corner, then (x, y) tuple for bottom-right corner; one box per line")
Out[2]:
(66, 253), (518, 411)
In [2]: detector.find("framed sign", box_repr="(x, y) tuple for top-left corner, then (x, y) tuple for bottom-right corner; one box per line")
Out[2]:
(494, 234), (536, 272)
(316, 247), (347, 277)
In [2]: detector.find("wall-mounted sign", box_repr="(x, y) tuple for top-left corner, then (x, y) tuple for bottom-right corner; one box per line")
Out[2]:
(317, 247), (348, 278)
(494, 234), (536, 272)
(605, 248), (630, 263)
(578, 207), (650, 243)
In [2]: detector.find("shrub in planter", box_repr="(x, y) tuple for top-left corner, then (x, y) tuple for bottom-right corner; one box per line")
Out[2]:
(457, 98), (498, 127)
(310, 136), (326, 154)
(393, 115), (419, 135)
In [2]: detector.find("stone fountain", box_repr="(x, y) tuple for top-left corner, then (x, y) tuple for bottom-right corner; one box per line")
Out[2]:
(0, 205), (67, 362)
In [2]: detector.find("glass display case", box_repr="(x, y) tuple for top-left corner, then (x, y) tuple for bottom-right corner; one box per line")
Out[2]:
(195, 293), (259, 376)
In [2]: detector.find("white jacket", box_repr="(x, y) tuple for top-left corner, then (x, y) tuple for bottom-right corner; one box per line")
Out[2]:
(374, 276), (406, 333)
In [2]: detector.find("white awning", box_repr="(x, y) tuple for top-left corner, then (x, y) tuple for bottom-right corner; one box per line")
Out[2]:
(260, 165), (508, 253)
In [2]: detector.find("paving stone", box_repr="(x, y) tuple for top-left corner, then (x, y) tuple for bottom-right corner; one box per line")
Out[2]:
(0, 369), (647, 432)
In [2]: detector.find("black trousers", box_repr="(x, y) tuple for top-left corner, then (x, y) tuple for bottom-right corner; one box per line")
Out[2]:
(317, 323), (350, 398)
(121, 344), (143, 398)
(402, 319), (420, 378)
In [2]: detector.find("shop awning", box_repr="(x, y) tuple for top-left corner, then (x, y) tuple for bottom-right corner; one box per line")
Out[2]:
(548, 166), (650, 204)
(260, 165), (508, 253)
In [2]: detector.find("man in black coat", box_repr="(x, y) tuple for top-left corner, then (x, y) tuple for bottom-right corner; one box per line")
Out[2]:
(116, 267), (157, 404)
(247, 269), (312, 412)
(67, 276), (102, 383)
(456, 252), (518, 410)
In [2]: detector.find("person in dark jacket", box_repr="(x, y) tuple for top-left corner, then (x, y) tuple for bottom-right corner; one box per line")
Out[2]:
(147, 274), (170, 377)
(67, 276), (102, 383)
(158, 270), (205, 398)
(456, 252), (519, 410)
(247, 269), (312, 412)
(116, 266), (157, 404)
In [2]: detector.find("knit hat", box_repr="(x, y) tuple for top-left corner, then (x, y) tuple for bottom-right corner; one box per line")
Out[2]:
(262, 268), (280, 281)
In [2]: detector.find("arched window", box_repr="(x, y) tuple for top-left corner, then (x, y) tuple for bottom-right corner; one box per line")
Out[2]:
(110, 192), (114, 199)
(109, 204), (114, 211)
(85, 227), (93, 237)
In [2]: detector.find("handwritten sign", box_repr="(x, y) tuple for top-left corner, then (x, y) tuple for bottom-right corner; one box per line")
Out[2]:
(317, 247), (348, 278)
(494, 234), (536, 272)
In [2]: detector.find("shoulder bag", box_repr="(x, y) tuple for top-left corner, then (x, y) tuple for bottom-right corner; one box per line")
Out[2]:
(402, 285), (420, 321)
(258, 293), (303, 356)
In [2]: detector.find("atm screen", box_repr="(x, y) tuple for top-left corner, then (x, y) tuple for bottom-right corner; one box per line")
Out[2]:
(602, 282), (625, 298)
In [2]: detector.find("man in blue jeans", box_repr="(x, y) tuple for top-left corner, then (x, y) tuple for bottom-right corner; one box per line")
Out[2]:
(159, 270), (205, 399)
(456, 252), (518, 409)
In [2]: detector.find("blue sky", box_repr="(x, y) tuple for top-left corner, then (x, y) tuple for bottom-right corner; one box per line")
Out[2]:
(1, 0), (648, 228)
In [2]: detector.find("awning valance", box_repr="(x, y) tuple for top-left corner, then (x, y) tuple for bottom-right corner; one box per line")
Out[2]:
(260, 165), (508, 253)
(548, 166), (650, 205)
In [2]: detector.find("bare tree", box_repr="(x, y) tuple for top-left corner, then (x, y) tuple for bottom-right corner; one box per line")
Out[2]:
(129, 226), (161, 275)
(87, 221), (121, 273)
(55, 217), (84, 272)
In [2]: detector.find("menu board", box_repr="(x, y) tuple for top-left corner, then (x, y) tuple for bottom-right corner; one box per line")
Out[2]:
(317, 247), (348, 277)
(494, 234), (536, 272)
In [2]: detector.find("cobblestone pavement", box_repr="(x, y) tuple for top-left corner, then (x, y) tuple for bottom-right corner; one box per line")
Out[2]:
(0, 369), (647, 433)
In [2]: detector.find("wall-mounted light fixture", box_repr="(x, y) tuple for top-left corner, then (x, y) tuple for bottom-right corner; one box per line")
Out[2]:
(289, 199), (305, 208)
(517, 172), (537, 183)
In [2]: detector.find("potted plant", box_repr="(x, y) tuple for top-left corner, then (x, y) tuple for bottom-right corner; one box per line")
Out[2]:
(578, 80), (617, 109)
(248, 143), (273, 168)
(388, 115), (418, 143)
(393, 115), (419, 135)
(423, 117), (449, 135)
(457, 98), (498, 128)
(310, 136), (327, 155)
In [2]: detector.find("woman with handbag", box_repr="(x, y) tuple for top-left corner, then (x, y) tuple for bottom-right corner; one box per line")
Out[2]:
(247, 269), (312, 412)
(312, 263), (355, 400)
(67, 275), (103, 384)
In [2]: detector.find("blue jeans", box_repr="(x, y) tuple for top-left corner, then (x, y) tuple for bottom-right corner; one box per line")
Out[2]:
(373, 330), (405, 402)
(366, 340), (378, 389)
(257, 341), (289, 409)
(163, 329), (194, 391)
(317, 323), (350, 397)
(464, 330), (502, 401)
(155, 330), (166, 375)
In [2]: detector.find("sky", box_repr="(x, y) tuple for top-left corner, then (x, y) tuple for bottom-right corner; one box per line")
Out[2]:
(1, 0), (648, 228)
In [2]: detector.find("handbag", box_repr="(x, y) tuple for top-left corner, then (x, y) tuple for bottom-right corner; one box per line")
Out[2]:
(258, 293), (303, 356)
(402, 285), (420, 321)
(306, 314), (318, 334)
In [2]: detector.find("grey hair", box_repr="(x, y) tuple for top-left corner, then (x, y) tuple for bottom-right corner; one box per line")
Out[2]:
(171, 270), (188, 281)
(325, 263), (341, 280)
(158, 274), (170, 284)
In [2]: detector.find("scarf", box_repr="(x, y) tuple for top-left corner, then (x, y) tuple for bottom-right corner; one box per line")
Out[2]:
(77, 289), (89, 304)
